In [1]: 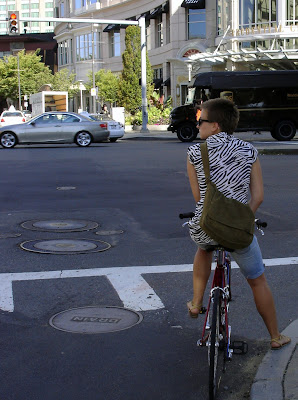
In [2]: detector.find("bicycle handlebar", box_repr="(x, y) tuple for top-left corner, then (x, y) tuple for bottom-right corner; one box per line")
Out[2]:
(179, 212), (195, 219)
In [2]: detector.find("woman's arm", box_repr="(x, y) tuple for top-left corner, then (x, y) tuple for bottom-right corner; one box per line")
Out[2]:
(187, 157), (201, 203)
(249, 158), (264, 213)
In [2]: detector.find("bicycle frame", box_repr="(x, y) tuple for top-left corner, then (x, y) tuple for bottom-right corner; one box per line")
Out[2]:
(198, 249), (232, 361)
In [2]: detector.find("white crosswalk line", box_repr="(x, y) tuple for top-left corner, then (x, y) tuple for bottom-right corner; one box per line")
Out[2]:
(0, 257), (297, 312)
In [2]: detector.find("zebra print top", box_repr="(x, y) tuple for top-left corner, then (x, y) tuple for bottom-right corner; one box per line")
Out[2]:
(187, 132), (258, 244)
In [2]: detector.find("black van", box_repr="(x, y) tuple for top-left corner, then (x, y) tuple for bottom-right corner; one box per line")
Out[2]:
(168, 70), (298, 142)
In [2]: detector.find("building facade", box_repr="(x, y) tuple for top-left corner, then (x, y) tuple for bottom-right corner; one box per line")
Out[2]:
(53, 0), (298, 110)
(0, 0), (54, 36)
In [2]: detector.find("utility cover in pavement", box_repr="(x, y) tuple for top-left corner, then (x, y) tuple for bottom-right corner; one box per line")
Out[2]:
(49, 306), (143, 333)
(21, 219), (98, 232)
(20, 239), (111, 254)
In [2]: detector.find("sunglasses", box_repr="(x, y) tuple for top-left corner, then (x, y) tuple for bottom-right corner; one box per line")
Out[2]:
(198, 118), (211, 126)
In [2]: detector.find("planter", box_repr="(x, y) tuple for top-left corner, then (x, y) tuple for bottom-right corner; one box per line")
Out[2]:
(125, 124), (168, 132)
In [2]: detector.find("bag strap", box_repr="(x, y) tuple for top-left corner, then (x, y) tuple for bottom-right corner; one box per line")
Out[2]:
(200, 142), (210, 183)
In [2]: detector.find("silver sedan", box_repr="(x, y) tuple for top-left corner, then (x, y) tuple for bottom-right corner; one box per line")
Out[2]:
(0, 112), (110, 148)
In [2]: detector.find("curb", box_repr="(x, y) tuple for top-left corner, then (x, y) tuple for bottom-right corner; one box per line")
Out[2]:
(250, 319), (298, 400)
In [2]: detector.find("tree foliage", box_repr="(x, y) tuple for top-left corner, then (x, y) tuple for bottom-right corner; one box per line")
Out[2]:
(0, 50), (53, 104)
(118, 25), (153, 113)
(86, 69), (119, 104)
(0, 51), (79, 107)
(50, 68), (79, 98)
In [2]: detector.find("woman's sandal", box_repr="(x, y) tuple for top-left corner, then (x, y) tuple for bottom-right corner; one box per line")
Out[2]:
(271, 334), (291, 350)
(187, 301), (206, 318)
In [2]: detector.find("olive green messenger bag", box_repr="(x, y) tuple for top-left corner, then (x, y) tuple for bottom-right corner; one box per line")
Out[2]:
(199, 142), (255, 250)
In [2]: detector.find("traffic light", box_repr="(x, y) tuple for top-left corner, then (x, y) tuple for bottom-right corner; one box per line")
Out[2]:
(8, 11), (19, 35)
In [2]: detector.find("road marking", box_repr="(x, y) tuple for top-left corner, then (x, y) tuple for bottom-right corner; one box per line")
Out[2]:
(0, 257), (297, 313)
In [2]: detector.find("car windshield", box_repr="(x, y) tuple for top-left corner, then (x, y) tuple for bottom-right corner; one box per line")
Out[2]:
(2, 112), (23, 117)
(185, 88), (195, 104)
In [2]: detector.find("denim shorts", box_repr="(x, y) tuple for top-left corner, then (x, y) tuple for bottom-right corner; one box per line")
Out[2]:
(198, 235), (265, 280)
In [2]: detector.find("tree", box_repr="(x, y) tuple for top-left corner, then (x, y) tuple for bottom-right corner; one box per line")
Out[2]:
(118, 25), (153, 113)
(50, 68), (79, 98)
(0, 50), (53, 107)
(86, 69), (119, 105)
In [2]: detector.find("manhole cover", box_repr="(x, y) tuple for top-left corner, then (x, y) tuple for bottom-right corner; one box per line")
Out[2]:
(95, 230), (124, 236)
(0, 233), (21, 239)
(21, 219), (98, 232)
(49, 306), (143, 334)
(20, 239), (111, 254)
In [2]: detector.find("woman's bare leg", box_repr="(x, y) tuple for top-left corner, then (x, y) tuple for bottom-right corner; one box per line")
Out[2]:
(247, 273), (290, 348)
(190, 248), (213, 309)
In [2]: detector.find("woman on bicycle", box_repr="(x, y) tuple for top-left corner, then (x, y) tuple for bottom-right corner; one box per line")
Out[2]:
(186, 98), (290, 350)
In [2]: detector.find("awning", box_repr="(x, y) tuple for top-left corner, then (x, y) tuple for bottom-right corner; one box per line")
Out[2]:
(153, 78), (163, 89)
(181, 0), (205, 9)
(162, 1), (170, 13)
(103, 24), (118, 33)
(162, 78), (171, 86)
(103, 23), (127, 32)
(149, 6), (162, 19)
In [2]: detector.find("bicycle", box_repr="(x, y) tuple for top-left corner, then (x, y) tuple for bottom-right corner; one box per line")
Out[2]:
(179, 212), (267, 400)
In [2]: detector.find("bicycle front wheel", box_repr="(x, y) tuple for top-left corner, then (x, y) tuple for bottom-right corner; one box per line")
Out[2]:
(208, 288), (224, 400)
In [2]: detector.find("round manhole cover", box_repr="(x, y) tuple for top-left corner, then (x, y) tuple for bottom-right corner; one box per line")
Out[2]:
(49, 306), (143, 334)
(20, 239), (111, 254)
(21, 219), (99, 232)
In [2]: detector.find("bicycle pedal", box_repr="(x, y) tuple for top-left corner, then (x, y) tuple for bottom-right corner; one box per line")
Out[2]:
(231, 340), (248, 354)
(199, 306), (206, 314)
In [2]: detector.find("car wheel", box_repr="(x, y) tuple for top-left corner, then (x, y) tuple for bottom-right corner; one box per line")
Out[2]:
(110, 138), (118, 142)
(273, 120), (296, 141)
(177, 123), (197, 142)
(75, 131), (92, 147)
(0, 132), (17, 148)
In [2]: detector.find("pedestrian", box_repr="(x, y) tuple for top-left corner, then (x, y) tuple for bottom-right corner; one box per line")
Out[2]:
(101, 104), (109, 115)
(186, 98), (291, 350)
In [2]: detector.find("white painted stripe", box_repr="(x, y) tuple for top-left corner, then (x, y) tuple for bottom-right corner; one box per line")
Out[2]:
(0, 257), (297, 313)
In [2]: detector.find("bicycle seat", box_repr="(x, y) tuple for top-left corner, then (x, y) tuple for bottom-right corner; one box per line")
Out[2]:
(205, 245), (235, 253)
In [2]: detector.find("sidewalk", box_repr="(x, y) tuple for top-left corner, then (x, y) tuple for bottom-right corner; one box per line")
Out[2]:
(122, 130), (298, 154)
(250, 319), (298, 400)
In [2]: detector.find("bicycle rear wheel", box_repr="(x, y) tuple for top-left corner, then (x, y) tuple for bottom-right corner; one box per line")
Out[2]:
(208, 288), (225, 400)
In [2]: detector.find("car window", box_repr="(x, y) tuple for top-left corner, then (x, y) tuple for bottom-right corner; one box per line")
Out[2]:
(61, 114), (80, 123)
(2, 112), (23, 117)
(34, 114), (58, 124)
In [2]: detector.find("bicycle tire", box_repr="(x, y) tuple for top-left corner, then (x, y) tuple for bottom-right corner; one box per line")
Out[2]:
(208, 288), (224, 400)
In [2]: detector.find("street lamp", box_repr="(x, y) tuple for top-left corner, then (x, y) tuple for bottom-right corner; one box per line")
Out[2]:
(78, 80), (86, 113)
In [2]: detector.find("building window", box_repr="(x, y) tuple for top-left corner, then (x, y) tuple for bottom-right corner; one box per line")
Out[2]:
(59, 40), (69, 65)
(31, 3), (39, 8)
(45, 11), (53, 17)
(156, 14), (163, 47)
(217, 0), (230, 35)
(239, 0), (277, 29)
(110, 30), (120, 57)
(21, 4), (30, 9)
(45, 2), (54, 7)
(153, 67), (163, 80)
(287, 0), (298, 23)
(60, 2), (64, 17)
(188, 9), (206, 39)
(76, 32), (99, 61)
(75, 0), (86, 9)
(166, 12), (170, 44)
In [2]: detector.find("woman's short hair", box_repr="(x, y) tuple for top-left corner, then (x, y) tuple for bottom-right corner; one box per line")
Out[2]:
(201, 98), (239, 134)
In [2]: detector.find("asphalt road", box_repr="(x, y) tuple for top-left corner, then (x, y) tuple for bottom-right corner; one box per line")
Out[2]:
(0, 139), (297, 400)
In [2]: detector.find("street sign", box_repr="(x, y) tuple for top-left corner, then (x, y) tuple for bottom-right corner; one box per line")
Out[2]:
(91, 88), (96, 96)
